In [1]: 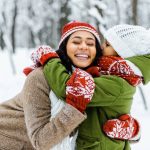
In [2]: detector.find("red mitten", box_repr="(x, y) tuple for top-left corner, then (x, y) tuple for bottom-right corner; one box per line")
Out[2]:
(31, 45), (59, 65)
(103, 114), (141, 141)
(86, 66), (100, 77)
(23, 45), (59, 76)
(98, 56), (142, 87)
(66, 68), (95, 113)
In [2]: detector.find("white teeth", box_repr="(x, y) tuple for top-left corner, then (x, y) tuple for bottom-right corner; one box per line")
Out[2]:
(76, 54), (88, 58)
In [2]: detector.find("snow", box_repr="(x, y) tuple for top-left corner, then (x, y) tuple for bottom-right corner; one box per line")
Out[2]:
(0, 49), (150, 150)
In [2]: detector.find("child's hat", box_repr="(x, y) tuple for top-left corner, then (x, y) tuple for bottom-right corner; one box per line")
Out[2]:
(58, 21), (101, 48)
(104, 24), (150, 58)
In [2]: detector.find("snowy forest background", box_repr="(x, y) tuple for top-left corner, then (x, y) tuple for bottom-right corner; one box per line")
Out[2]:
(1, 0), (150, 54)
(0, 0), (150, 150)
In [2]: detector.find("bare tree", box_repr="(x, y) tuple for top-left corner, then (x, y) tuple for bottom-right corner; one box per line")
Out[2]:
(138, 86), (148, 110)
(0, 29), (5, 50)
(85, 0), (108, 42)
(11, 0), (18, 53)
(132, 0), (138, 25)
(1, 0), (17, 74)
(114, 0), (121, 24)
(58, 0), (71, 38)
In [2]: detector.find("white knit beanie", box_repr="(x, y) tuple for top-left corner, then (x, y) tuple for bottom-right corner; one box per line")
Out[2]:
(104, 24), (150, 58)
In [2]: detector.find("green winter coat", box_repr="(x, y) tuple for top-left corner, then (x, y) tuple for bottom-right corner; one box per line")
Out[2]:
(43, 54), (150, 150)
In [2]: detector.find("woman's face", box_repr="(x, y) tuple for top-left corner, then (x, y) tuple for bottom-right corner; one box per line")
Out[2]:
(66, 30), (97, 68)
(101, 40), (119, 56)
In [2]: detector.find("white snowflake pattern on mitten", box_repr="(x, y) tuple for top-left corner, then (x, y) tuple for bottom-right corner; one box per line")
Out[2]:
(31, 45), (57, 64)
(66, 68), (95, 101)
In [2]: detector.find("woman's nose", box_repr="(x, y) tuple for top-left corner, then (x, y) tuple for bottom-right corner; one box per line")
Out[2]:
(79, 42), (88, 50)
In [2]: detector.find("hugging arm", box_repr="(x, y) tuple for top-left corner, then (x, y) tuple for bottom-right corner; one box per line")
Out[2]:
(21, 68), (86, 150)
(44, 59), (125, 107)
(25, 45), (126, 107)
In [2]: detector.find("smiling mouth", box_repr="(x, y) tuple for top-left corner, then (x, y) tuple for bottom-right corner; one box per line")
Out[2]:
(75, 54), (89, 60)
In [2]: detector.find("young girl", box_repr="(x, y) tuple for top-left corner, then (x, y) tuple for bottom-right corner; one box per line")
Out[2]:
(24, 22), (150, 149)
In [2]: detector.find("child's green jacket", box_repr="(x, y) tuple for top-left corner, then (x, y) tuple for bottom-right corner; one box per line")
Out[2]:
(44, 55), (150, 150)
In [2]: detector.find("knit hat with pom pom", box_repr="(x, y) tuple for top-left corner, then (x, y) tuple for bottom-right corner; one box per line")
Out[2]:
(59, 21), (101, 48)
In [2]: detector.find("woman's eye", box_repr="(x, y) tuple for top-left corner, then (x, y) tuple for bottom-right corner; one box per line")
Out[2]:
(73, 41), (80, 44)
(88, 43), (94, 46)
(87, 42), (94, 46)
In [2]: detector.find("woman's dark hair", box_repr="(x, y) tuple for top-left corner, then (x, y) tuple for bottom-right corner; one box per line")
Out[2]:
(56, 35), (102, 73)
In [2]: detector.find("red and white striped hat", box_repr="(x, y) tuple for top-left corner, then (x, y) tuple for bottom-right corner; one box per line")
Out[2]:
(58, 21), (101, 48)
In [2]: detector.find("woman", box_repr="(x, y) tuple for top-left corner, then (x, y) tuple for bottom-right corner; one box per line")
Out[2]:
(27, 22), (150, 149)
(0, 21), (104, 150)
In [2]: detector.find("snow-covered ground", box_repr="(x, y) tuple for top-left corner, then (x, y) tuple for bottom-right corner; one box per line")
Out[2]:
(0, 49), (150, 150)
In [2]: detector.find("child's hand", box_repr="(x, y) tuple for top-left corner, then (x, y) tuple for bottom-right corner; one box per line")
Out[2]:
(66, 68), (95, 113)
(31, 45), (59, 65)
(23, 45), (59, 76)
(103, 114), (141, 141)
